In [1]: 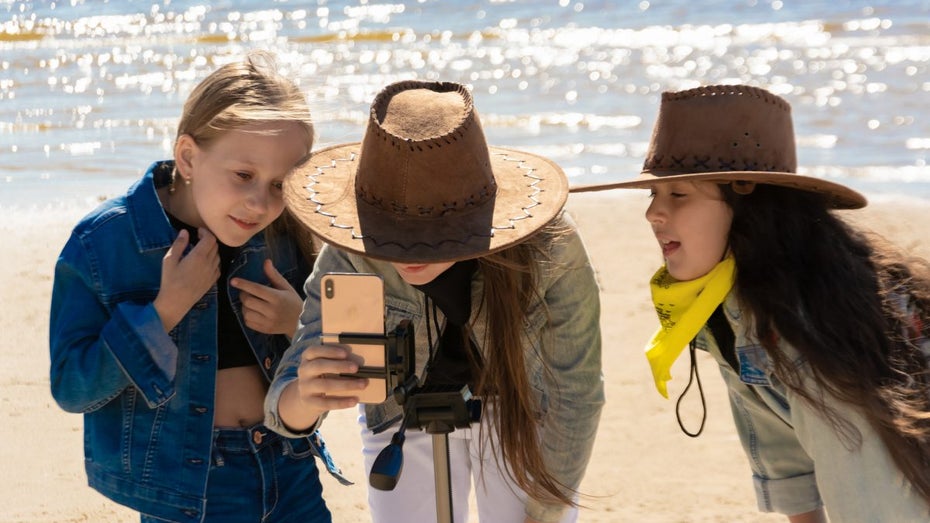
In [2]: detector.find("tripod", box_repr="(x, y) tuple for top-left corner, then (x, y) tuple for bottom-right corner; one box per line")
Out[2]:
(370, 384), (478, 523)
(426, 420), (456, 522)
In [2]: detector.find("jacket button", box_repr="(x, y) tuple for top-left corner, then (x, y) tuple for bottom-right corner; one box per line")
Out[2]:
(264, 357), (272, 370)
(253, 430), (263, 445)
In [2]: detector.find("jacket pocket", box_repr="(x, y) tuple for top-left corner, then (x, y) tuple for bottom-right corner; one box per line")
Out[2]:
(735, 344), (771, 386)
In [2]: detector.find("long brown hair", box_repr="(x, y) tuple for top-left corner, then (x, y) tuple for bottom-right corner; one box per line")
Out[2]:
(471, 216), (575, 507)
(724, 184), (930, 504)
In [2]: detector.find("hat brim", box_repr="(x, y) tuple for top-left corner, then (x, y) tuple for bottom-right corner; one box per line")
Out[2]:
(285, 143), (569, 263)
(569, 169), (867, 209)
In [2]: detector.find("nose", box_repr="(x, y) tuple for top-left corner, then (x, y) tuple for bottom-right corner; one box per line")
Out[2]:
(645, 196), (665, 224)
(244, 186), (270, 214)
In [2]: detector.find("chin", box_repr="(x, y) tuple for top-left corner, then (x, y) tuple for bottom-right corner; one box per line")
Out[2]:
(216, 232), (252, 248)
(665, 264), (694, 282)
(399, 274), (436, 286)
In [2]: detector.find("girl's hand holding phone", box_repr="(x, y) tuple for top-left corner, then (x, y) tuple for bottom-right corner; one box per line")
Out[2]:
(278, 272), (386, 432)
(278, 344), (368, 432)
(298, 344), (369, 409)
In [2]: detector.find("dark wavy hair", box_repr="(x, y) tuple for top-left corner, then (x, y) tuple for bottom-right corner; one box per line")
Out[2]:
(723, 183), (930, 505)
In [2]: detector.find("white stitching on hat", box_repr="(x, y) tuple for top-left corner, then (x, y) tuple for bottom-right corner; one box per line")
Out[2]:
(306, 153), (357, 231)
(301, 151), (548, 245)
(490, 153), (542, 233)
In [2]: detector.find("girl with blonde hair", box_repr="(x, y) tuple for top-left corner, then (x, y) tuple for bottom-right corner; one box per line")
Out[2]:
(50, 52), (343, 523)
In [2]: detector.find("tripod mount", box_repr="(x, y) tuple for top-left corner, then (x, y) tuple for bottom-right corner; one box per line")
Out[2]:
(366, 322), (481, 523)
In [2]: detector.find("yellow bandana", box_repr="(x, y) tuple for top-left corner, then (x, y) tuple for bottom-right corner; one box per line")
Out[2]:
(646, 256), (736, 398)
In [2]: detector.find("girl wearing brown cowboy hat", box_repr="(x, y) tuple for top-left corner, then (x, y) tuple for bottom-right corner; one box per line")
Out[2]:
(574, 85), (930, 522)
(264, 80), (604, 522)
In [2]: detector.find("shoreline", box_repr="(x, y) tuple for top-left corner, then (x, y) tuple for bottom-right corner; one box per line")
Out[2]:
(2, 173), (930, 215)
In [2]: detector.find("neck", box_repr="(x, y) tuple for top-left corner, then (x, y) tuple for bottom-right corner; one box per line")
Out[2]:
(162, 183), (203, 228)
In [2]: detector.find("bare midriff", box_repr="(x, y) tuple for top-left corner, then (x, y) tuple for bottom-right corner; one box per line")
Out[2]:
(213, 365), (268, 428)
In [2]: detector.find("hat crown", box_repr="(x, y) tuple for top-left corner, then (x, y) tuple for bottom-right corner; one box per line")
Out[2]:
(355, 81), (497, 218)
(284, 79), (569, 263)
(567, 84), (866, 210)
(643, 85), (797, 176)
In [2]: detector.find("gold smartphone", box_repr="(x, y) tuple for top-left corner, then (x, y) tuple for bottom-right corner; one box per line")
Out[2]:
(320, 272), (388, 404)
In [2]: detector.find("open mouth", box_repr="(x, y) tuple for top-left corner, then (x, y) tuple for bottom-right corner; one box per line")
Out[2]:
(660, 239), (680, 257)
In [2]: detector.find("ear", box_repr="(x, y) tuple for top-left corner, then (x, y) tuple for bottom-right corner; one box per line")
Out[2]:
(174, 134), (198, 181)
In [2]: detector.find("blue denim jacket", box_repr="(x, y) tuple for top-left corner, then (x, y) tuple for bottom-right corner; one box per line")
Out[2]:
(697, 292), (930, 522)
(49, 161), (319, 522)
(265, 213), (605, 522)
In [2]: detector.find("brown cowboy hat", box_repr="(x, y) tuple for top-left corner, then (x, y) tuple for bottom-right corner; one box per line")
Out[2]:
(570, 84), (867, 209)
(284, 80), (569, 263)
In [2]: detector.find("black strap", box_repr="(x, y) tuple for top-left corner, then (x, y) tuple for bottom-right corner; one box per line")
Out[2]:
(675, 342), (707, 437)
(675, 305), (735, 438)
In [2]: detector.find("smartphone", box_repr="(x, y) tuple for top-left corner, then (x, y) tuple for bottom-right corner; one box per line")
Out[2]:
(320, 272), (388, 404)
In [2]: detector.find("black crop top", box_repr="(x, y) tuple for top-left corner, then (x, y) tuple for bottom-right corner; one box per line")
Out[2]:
(166, 213), (256, 370)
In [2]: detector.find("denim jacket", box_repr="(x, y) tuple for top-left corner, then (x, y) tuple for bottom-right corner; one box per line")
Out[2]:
(49, 161), (315, 522)
(697, 292), (930, 522)
(266, 213), (605, 522)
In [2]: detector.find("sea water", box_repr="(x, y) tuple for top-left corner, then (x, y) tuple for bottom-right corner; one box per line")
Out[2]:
(1, 0), (928, 211)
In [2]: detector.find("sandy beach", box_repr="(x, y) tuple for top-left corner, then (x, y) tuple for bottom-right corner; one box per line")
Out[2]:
(3, 191), (928, 523)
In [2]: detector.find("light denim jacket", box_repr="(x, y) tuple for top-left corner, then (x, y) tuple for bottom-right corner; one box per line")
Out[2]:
(697, 292), (930, 522)
(49, 161), (317, 522)
(266, 213), (605, 522)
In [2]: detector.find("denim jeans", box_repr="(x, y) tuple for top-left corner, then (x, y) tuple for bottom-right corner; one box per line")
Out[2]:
(141, 425), (331, 523)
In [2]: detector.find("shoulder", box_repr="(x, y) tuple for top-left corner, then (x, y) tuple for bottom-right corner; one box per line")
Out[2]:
(62, 168), (174, 263)
(315, 246), (421, 304)
(68, 196), (132, 243)
(56, 195), (138, 286)
(70, 163), (165, 241)
(346, 250), (417, 299)
(535, 211), (594, 274)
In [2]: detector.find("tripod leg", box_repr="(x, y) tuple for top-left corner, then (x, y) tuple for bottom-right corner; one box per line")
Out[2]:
(431, 433), (454, 523)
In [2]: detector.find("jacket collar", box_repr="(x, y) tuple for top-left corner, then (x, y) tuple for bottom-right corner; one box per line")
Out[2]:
(126, 160), (178, 252)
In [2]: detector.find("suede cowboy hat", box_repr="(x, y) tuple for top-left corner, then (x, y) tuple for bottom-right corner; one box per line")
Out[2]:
(284, 80), (569, 263)
(570, 84), (867, 209)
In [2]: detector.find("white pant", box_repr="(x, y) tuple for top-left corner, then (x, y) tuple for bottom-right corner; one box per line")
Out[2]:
(359, 405), (577, 523)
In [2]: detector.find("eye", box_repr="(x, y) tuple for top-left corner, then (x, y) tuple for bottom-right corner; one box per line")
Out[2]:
(272, 181), (284, 191)
(235, 171), (252, 181)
